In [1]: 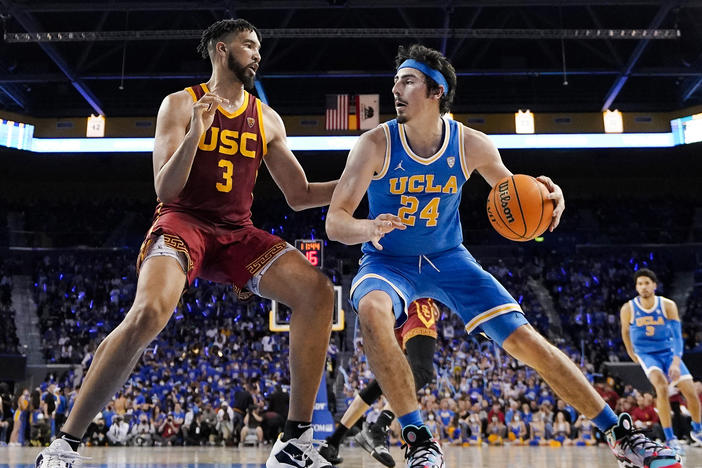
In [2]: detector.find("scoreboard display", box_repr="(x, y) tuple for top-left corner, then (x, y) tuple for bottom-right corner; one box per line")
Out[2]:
(295, 239), (323, 268)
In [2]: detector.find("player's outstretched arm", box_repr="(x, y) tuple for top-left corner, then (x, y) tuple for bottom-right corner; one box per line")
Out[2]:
(664, 298), (683, 381)
(464, 125), (564, 231)
(153, 91), (229, 203)
(326, 127), (405, 250)
(262, 105), (337, 211)
(619, 303), (638, 363)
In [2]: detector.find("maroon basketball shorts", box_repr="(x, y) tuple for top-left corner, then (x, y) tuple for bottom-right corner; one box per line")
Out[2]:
(136, 210), (294, 298)
(394, 298), (440, 350)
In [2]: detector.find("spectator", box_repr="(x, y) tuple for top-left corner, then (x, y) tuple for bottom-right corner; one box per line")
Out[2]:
(106, 415), (130, 446)
(240, 405), (264, 446)
(130, 413), (155, 446)
(153, 415), (179, 446)
(85, 415), (108, 447)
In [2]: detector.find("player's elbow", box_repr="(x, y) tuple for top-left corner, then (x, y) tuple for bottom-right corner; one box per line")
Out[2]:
(285, 195), (305, 212)
(325, 213), (341, 241)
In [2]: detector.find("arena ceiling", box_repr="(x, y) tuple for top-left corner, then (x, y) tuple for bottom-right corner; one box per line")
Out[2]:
(0, 0), (701, 118)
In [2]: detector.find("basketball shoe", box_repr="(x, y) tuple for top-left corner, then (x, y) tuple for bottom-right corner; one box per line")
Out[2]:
(318, 441), (343, 465)
(267, 428), (332, 468)
(35, 438), (89, 468)
(690, 429), (702, 446)
(666, 438), (684, 456)
(606, 413), (681, 468)
(353, 421), (395, 467)
(401, 425), (444, 468)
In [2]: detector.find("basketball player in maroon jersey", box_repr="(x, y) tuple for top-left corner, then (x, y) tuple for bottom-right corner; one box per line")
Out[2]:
(37, 19), (336, 468)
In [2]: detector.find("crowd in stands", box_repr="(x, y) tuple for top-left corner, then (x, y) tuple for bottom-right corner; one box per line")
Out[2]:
(0, 259), (20, 354)
(1, 193), (701, 448)
(342, 310), (702, 448)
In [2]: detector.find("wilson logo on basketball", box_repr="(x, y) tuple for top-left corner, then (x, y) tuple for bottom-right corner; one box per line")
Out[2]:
(498, 181), (515, 223)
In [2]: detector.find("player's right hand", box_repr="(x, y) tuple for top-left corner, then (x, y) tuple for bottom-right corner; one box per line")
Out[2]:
(368, 213), (406, 250)
(190, 92), (229, 135)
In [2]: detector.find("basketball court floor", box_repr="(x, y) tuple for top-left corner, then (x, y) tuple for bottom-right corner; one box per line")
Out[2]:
(3, 445), (702, 468)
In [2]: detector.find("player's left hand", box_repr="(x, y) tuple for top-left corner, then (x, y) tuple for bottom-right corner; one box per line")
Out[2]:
(668, 363), (681, 382)
(536, 175), (564, 231)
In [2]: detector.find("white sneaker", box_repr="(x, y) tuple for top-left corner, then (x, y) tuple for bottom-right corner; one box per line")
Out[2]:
(690, 429), (702, 446)
(667, 438), (684, 456)
(35, 439), (89, 468)
(266, 428), (332, 468)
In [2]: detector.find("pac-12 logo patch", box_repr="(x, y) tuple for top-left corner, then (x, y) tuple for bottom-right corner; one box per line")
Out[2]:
(447, 156), (455, 168)
(247, 117), (255, 128)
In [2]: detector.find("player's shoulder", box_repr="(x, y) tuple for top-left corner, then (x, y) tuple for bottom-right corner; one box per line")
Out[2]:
(360, 124), (388, 146)
(460, 124), (498, 161)
(659, 296), (677, 308)
(620, 300), (634, 313)
(159, 89), (194, 114)
(258, 101), (285, 134)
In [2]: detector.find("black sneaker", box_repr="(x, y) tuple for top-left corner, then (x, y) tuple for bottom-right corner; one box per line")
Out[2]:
(401, 425), (444, 468)
(353, 422), (395, 467)
(318, 440), (343, 465)
(605, 413), (681, 468)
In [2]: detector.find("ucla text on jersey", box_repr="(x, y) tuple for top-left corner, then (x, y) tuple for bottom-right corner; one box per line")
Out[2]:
(363, 116), (469, 256)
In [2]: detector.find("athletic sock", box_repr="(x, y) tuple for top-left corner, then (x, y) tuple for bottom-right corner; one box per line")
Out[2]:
(57, 431), (81, 451)
(327, 423), (350, 448)
(282, 420), (312, 442)
(397, 410), (423, 429)
(591, 406), (618, 433)
(663, 427), (675, 441)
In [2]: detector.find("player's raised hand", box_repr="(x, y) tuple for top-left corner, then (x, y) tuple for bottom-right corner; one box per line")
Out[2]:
(536, 175), (565, 231)
(191, 92), (229, 135)
(368, 213), (406, 250)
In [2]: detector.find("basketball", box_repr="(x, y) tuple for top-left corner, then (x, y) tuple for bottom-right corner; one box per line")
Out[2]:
(486, 174), (554, 242)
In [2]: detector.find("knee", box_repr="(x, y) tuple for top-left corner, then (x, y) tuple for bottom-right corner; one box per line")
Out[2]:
(307, 272), (335, 319)
(122, 302), (172, 343)
(503, 325), (555, 363)
(358, 294), (394, 329)
(411, 361), (435, 390)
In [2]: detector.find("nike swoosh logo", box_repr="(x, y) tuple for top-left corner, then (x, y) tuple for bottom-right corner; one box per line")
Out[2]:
(275, 446), (313, 468)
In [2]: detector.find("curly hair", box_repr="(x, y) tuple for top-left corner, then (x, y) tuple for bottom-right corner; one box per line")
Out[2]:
(394, 44), (456, 115)
(634, 268), (658, 284)
(197, 18), (261, 60)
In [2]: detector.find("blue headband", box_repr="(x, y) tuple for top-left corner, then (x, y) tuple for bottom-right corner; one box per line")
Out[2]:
(397, 59), (450, 95)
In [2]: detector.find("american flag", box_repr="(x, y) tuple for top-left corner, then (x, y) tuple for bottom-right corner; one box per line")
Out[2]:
(325, 94), (348, 130)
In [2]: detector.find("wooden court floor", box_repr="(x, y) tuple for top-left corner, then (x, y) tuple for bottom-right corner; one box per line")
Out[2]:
(3, 445), (702, 468)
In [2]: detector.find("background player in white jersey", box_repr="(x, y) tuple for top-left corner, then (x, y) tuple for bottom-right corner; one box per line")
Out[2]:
(621, 268), (702, 452)
(326, 43), (681, 468)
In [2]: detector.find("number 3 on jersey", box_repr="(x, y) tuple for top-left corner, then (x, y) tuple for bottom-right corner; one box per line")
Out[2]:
(217, 159), (233, 192)
(398, 196), (440, 227)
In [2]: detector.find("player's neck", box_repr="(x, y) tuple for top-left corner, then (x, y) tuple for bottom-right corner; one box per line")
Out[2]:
(206, 72), (247, 109)
(638, 295), (655, 308)
(402, 113), (444, 158)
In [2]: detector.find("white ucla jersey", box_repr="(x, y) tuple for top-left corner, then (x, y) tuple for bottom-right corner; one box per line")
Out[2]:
(362, 116), (469, 256)
(629, 295), (673, 354)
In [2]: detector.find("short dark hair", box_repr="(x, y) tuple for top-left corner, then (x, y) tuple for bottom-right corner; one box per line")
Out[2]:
(197, 18), (261, 60)
(634, 268), (658, 284)
(394, 44), (456, 115)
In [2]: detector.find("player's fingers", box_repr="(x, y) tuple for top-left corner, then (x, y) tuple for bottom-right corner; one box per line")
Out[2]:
(536, 175), (553, 189)
(200, 93), (229, 104)
(371, 238), (383, 250)
(550, 199), (565, 231)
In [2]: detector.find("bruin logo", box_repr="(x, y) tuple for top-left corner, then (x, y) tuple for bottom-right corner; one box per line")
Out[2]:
(498, 181), (515, 223)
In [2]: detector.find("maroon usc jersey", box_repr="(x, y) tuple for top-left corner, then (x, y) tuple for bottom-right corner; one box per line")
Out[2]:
(158, 83), (268, 226)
